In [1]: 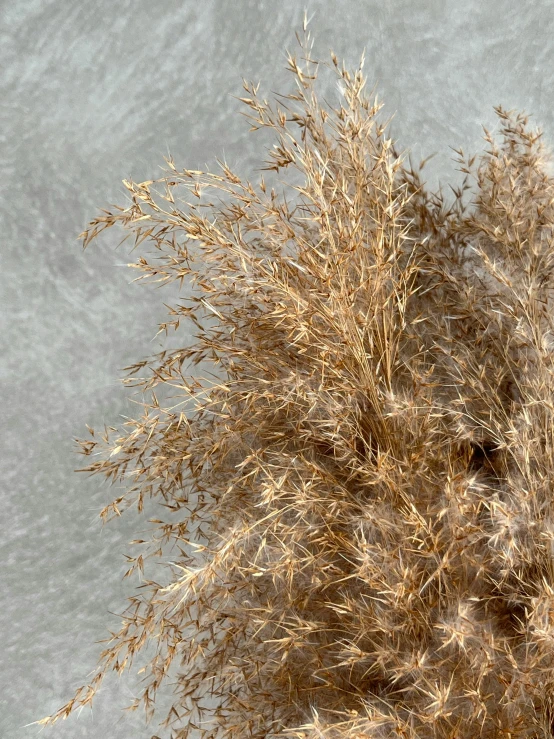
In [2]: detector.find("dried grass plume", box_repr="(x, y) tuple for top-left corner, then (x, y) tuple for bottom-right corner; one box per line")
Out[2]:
(38, 21), (554, 739)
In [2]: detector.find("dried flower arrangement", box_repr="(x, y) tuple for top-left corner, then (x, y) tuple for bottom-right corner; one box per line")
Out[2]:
(39, 20), (554, 739)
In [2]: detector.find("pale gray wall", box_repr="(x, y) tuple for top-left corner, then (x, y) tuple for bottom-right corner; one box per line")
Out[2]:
(2, 1), (554, 737)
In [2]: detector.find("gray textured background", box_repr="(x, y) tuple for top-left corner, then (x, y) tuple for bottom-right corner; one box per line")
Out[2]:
(2, 1), (554, 737)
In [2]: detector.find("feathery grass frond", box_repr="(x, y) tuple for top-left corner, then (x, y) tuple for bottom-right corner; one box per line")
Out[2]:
(39, 23), (554, 739)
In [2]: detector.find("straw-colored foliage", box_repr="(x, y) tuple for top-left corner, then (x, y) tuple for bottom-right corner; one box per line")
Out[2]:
(40, 25), (554, 739)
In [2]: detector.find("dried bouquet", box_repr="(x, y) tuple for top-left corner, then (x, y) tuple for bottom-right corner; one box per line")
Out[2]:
(40, 22), (554, 739)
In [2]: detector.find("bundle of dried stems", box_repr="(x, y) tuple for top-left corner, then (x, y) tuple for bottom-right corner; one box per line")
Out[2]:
(39, 23), (554, 739)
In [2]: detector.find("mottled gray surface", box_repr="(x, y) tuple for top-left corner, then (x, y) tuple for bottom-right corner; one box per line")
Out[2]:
(2, 1), (554, 737)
